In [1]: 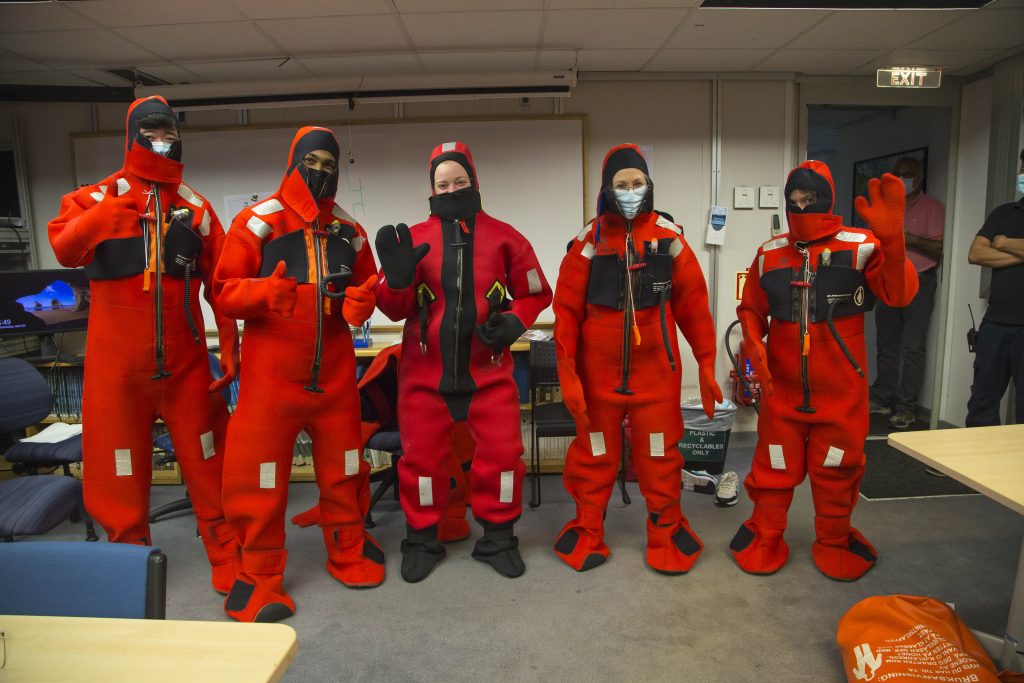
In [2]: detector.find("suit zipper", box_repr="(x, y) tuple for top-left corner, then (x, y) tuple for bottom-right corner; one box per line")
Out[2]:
(151, 185), (170, 380)
(615, 221), (635, 395)
(306, 219), (325, 393)
(453, 220), (465, 392)
(795, 243), (815, 413)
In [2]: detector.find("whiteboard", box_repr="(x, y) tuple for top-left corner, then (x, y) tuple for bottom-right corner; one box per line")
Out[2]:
(72, 117), (586, 328)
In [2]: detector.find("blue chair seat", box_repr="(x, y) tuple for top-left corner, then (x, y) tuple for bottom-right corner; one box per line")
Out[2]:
(5, 433), (83, 466)
(366, 430), (402, 454)
(0, 476), (83, 537)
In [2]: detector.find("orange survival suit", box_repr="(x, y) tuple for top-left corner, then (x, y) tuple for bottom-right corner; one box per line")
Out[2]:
(213, 127), (381, 622)
(48, 96), (240, 593)
(375, 141), (552, 582)
(729, 161), (918, 581)
(552, 144), (723, 574)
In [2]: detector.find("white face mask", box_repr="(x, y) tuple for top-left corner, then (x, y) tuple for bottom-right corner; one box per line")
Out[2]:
(613, 187), (648, 219)
(150, 140), (173, 156)
(901, 177), (915, 195)
(1016, 173), (1024, 196)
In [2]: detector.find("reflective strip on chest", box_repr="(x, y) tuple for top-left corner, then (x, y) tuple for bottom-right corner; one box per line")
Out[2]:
(763, 237), (788, 252)
(247, 215), (272, 239)
(656, 215), (681, 234)
(178, 183), (202, 208)
(115, 448), (132, 476)
(589, 431), (606, 456)
(252, 198), (283, 216)
(418, 476), (434, 506)
(89, 190), (105, 203)
(835, 231), (866, 243)
(580, 242), (596, 260)
(823, 446), (845, 468)
(259, 462), (276, 489)
(344, 449), (360, 476)
(526, 268), (542, 294)
(650, 432), (665, 457)
(769, 444), (786, 470)
(200, 431), (215, 459)
(499, 471), (515, 503)
(116, 178), (131, 195)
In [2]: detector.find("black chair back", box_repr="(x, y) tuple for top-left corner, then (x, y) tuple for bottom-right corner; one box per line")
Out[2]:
(0, 358), (53, 432)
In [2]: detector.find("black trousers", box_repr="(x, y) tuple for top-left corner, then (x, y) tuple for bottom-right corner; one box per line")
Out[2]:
(871, 267), (938, 413)
(966, 319), (1024, 426)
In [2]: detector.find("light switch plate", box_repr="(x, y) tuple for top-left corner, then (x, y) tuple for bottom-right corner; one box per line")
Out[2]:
(759, 186), (779, 209)
(734, 186), (755, 209)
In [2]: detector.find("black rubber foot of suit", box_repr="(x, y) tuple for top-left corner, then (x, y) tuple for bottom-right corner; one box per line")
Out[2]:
(254, 602), (295, 623)
(472, 519), (525, 578)
(400, 524), (446, 583)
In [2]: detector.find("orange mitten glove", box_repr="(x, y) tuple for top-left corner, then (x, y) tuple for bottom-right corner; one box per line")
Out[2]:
(342, 275), (377, 327)
(698, 364), (724, 420)
(557, 358), (589, 429)
(854, 173), (906, 251)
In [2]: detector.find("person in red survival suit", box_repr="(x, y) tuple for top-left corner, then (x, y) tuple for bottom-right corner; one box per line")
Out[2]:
(729, 161), (918, 581)
(375, 141), (552, 582)
(290, 343), (475, 542)
(551, 144), (723, 574)
(213, 126), (381, 622)
(48, 96), (241, 593)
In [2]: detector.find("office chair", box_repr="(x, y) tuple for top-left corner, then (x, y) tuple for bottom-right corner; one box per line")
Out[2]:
(0, 541), (166, 619)
(0, 357), (97, 542)
(527, 340), (630, 508)
(149, 352), (236, 523)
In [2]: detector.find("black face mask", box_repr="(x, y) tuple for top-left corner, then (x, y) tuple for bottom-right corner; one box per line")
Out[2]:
(429, 187), (482, 221)
(784, 167), (833, 215)
(299, 166), (335, 200)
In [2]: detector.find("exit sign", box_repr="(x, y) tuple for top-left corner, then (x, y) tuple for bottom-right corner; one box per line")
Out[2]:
(876, 67), (942, 89)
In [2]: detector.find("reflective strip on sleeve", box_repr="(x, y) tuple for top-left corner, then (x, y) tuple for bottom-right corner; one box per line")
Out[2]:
(200, 431), (215, 460)
(769, 444), (786, 470)
(589, 432), (606, 456)
(526, 268), (542, 294)
(259, 462), (276, 489)
(669, 239), (683, 258)
(835, 231), (867, 243)
(252, 198), (283, 216)
(344, 449), (360, 476)
(650, 432), (665, 457)
(177, 183), (202, 208)
(576, 225), (592, 241)
(331, 204), (355, 223)
(823, 446), (845, 468)
(656, 214), (681, 234)
(758, 254), (765, 277)
(246, 216), (272, 239)
(351, 235), (366, 252)
(499, 471), (515, 503)
(418, 476), (434, 506)
(89, 191), (105, 203)
(580, 242), (596, 260)
(115, 449), (132, 476)
(763, 237), (788, 251)
(856, 243), (875, 270)
(199, 210), (211, 236)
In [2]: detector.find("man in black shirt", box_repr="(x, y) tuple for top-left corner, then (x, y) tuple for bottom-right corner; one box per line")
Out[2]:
(965, 147), (1024, 426)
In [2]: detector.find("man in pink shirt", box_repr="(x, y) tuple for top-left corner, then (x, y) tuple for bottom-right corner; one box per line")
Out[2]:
(869, 157), (944, 429)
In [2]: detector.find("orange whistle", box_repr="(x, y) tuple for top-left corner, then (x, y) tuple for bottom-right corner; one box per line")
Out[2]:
(143, 269), (152, 291)
(632, 324), (642, 346)
(801, 333), (810, 356)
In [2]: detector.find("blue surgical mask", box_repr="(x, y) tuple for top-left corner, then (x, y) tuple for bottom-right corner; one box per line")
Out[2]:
(151, 140), (173, 156)
(613, 187), (648, 219)
(902, 177), (915, 195)
(1016, 173), (1024, 196)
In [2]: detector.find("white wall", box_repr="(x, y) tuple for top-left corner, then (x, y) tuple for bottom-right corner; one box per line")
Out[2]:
(942, 77), (993, 426)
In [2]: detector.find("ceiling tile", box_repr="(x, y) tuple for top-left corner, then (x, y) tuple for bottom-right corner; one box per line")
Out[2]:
(545, 0), (698, 7)
(905, 8), (1024, 50)
(419, 50), (536, 72)
(0, 3), (97, 31)
(233, 0), (394, 19)
(0, 29), (160, 67)
(0, 49), (48, 72)
(753, 49), (881, 74)
(536, 49), (577, 70)
(543, 9), (689, 50)
(132, 64), (208, 84)
(402, 11), (542, 50)
(984, 0), (1024, 7)
(0, 70), (98, 86)
(298, 53), (423, 76)
(70, 69), (135, 87)
(858, 48), (1006, 74)
(576, 49), (657, 71)
(666, 9), (830, 50)
(113, 22), (281, 61)
(646, 48), (774, 72)
(785, 10), (968, 50)
(258, 15), (410, 53)
(178, 58), (312, 82)
(395, 0), (542, 10)
(70, 0), (244, 27)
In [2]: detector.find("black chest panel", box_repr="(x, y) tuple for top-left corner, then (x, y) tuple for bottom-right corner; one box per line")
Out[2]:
(586, 237), (675, 310)
(85, 213), (202, 281)
(760, 249), (874, 323)
(256, 226), (357, 283)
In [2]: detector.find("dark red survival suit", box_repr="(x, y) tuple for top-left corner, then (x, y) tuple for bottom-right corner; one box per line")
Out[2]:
(375, 141), (552, 582)
(214, 127), (381, 622)
(552, 144), (722, 574)
(730, 161), (918, 581)
(48, 96), (240, 593)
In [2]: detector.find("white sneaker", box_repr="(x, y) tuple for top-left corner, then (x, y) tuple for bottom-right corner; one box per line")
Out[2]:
(715, 471), (739, 507)
(682, 469), (717, 495)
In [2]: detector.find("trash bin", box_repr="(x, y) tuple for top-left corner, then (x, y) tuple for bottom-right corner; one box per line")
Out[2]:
(679, 398), (737, 475)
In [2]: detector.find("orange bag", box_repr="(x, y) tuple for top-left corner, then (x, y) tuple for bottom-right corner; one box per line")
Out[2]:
(837, 595), (1024, 682)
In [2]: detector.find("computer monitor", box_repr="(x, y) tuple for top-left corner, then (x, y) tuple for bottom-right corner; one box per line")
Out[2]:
(0, 269), (90, 337)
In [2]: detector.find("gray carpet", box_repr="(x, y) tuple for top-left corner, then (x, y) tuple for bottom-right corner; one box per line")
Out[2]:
(31, 432), (1024, 683)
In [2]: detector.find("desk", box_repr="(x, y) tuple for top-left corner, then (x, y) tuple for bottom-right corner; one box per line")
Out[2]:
(353, 336), (531, 357)
(889, 424), (1024, 671)
(0, 614), (296, 682)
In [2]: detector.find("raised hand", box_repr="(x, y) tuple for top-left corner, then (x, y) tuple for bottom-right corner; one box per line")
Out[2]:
(342, 275), (378, 327)
(854, 173), (906, 245)
(375, 223), (429, 290)
(76, 181), (141, 249)
(261, 260), (298, 318)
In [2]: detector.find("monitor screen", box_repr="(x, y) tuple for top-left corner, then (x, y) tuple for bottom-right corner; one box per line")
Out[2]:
(0, 269), (90, 337)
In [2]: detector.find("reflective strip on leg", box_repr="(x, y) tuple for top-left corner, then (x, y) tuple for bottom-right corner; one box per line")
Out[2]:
(499, 471), (515, 503)
(259, 462), (276, 489)
(418, 476), (433, 507)
(344, 449), (360, 476)
(769, 444), (786, 470)
(589, 432), (606, 457)
(200, 431), (215, 460)
(650, 432), (664, 458)
(115, 449), (132, 476)
(823, 446), (845, 468)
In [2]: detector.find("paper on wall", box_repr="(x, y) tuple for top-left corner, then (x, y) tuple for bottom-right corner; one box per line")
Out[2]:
(222, 192), (274, 228)
(705, 205), (728, 246)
